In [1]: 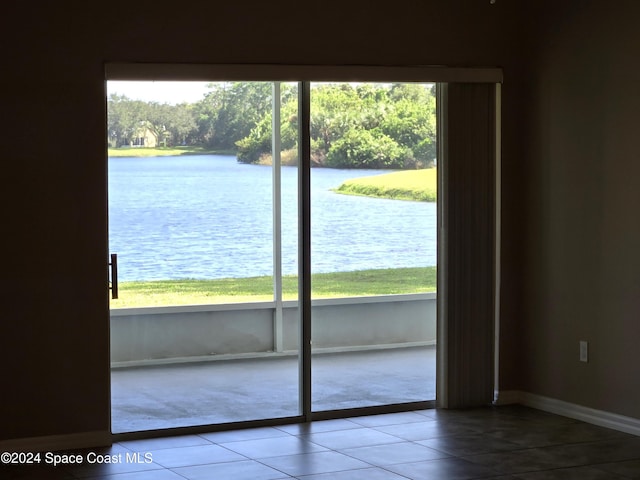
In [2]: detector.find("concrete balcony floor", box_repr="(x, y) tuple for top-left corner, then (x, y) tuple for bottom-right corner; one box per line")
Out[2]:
(111, 345), (436, 433)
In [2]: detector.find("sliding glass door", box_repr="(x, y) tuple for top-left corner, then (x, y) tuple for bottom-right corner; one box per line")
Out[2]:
(108, 81), (301, 433)
(308, 82), (438, 412)
(106, 74), (443, 434)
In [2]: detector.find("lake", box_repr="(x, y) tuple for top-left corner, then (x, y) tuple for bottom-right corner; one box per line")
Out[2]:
(109, 155), (437, 282)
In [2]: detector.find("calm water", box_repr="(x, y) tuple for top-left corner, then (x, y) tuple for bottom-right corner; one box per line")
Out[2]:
(109, 155), (436, 282)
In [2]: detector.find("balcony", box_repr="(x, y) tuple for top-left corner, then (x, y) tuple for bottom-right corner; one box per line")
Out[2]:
(111, 293), (437, 433)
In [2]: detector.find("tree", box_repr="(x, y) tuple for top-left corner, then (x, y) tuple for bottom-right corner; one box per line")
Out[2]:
(195, 82), (272, 150)
(379, 96), (436, 167)
(236, 83), (437, 169)
(107, 94), (150, 147)
(236, 84), (298, 163)
(167, 103), (198, 146)
(108, 94), (199, 148)
(107, 82), (437, 169)
(309, 84), (363, 155)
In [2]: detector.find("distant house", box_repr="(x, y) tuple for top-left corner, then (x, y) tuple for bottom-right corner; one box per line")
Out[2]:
(131, 124), (158, 147)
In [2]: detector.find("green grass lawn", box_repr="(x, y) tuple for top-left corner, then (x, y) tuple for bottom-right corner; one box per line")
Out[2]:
(108, 146), (230, 157)
(110, 266), (436, 308)
(334, 168), (437, 202)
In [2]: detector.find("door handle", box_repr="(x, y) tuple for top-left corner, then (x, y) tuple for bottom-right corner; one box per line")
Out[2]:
(109, 253), (118, 299)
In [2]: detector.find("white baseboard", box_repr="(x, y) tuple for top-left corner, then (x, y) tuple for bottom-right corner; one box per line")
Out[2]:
(495, 390), (640, 437)
(0, 430), (111, 453)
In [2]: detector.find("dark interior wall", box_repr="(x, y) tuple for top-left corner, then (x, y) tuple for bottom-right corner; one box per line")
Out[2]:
(522, 1), (640, 417)
(0, 0), (526, 441)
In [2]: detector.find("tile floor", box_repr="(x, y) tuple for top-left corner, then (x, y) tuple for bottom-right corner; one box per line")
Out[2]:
(3, 405), (640, 479)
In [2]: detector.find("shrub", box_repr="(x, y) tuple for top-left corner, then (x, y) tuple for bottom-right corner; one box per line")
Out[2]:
(325, 129), (409, 169)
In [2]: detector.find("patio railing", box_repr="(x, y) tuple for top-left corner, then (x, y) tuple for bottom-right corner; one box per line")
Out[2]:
(110, 292), (436, 367)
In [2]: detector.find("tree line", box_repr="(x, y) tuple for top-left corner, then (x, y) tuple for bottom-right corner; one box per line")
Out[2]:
(107, 82), (436, 169)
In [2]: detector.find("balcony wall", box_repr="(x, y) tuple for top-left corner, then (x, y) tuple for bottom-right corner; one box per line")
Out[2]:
(110, 293), (436, 367)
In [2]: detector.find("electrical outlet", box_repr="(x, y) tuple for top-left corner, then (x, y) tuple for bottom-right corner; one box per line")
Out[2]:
(579, 341), (588, 362)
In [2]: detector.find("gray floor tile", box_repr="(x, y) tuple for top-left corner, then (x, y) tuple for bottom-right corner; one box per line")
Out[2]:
(463, 447), (578, 474)
(492, 406), (578, 426)
(385, 457), (500, 479)
(418, 432), (524, 456)
(338, 441), (450, 466)
(594, 459), (640, 478)
(66, 455), (164, 478)
(348, 411), (433, 427)
(118, 434), (211, 452)
(415, 409), (439, 418)
(173, 459), (290, 480)
(479, 477), (523, 480)
(260, 451), (371, 476)
(375, 419), (478, 441)
(431, 406), (576, 434)
(199, 426), (290, 443)
(82, 470), (187, 480)
(486, 422), (631, 448)
(149, 444), (246, 468)
(275, 418), (360, 435)
(300, 427), (403, 450)
(545, 437), (640, 466)
(220, 436), (327, 459)
(432, 416), (551, 435)
(515, 465), (629, 479)
(296, 467), (410, 479)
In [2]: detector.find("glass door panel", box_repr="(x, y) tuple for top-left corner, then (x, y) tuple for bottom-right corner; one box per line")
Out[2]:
(309, 82), (438, 412)
(108, 81), (300, 432)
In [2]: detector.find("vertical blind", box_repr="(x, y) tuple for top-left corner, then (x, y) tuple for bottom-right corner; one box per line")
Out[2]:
(439, 83), (497, 408)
